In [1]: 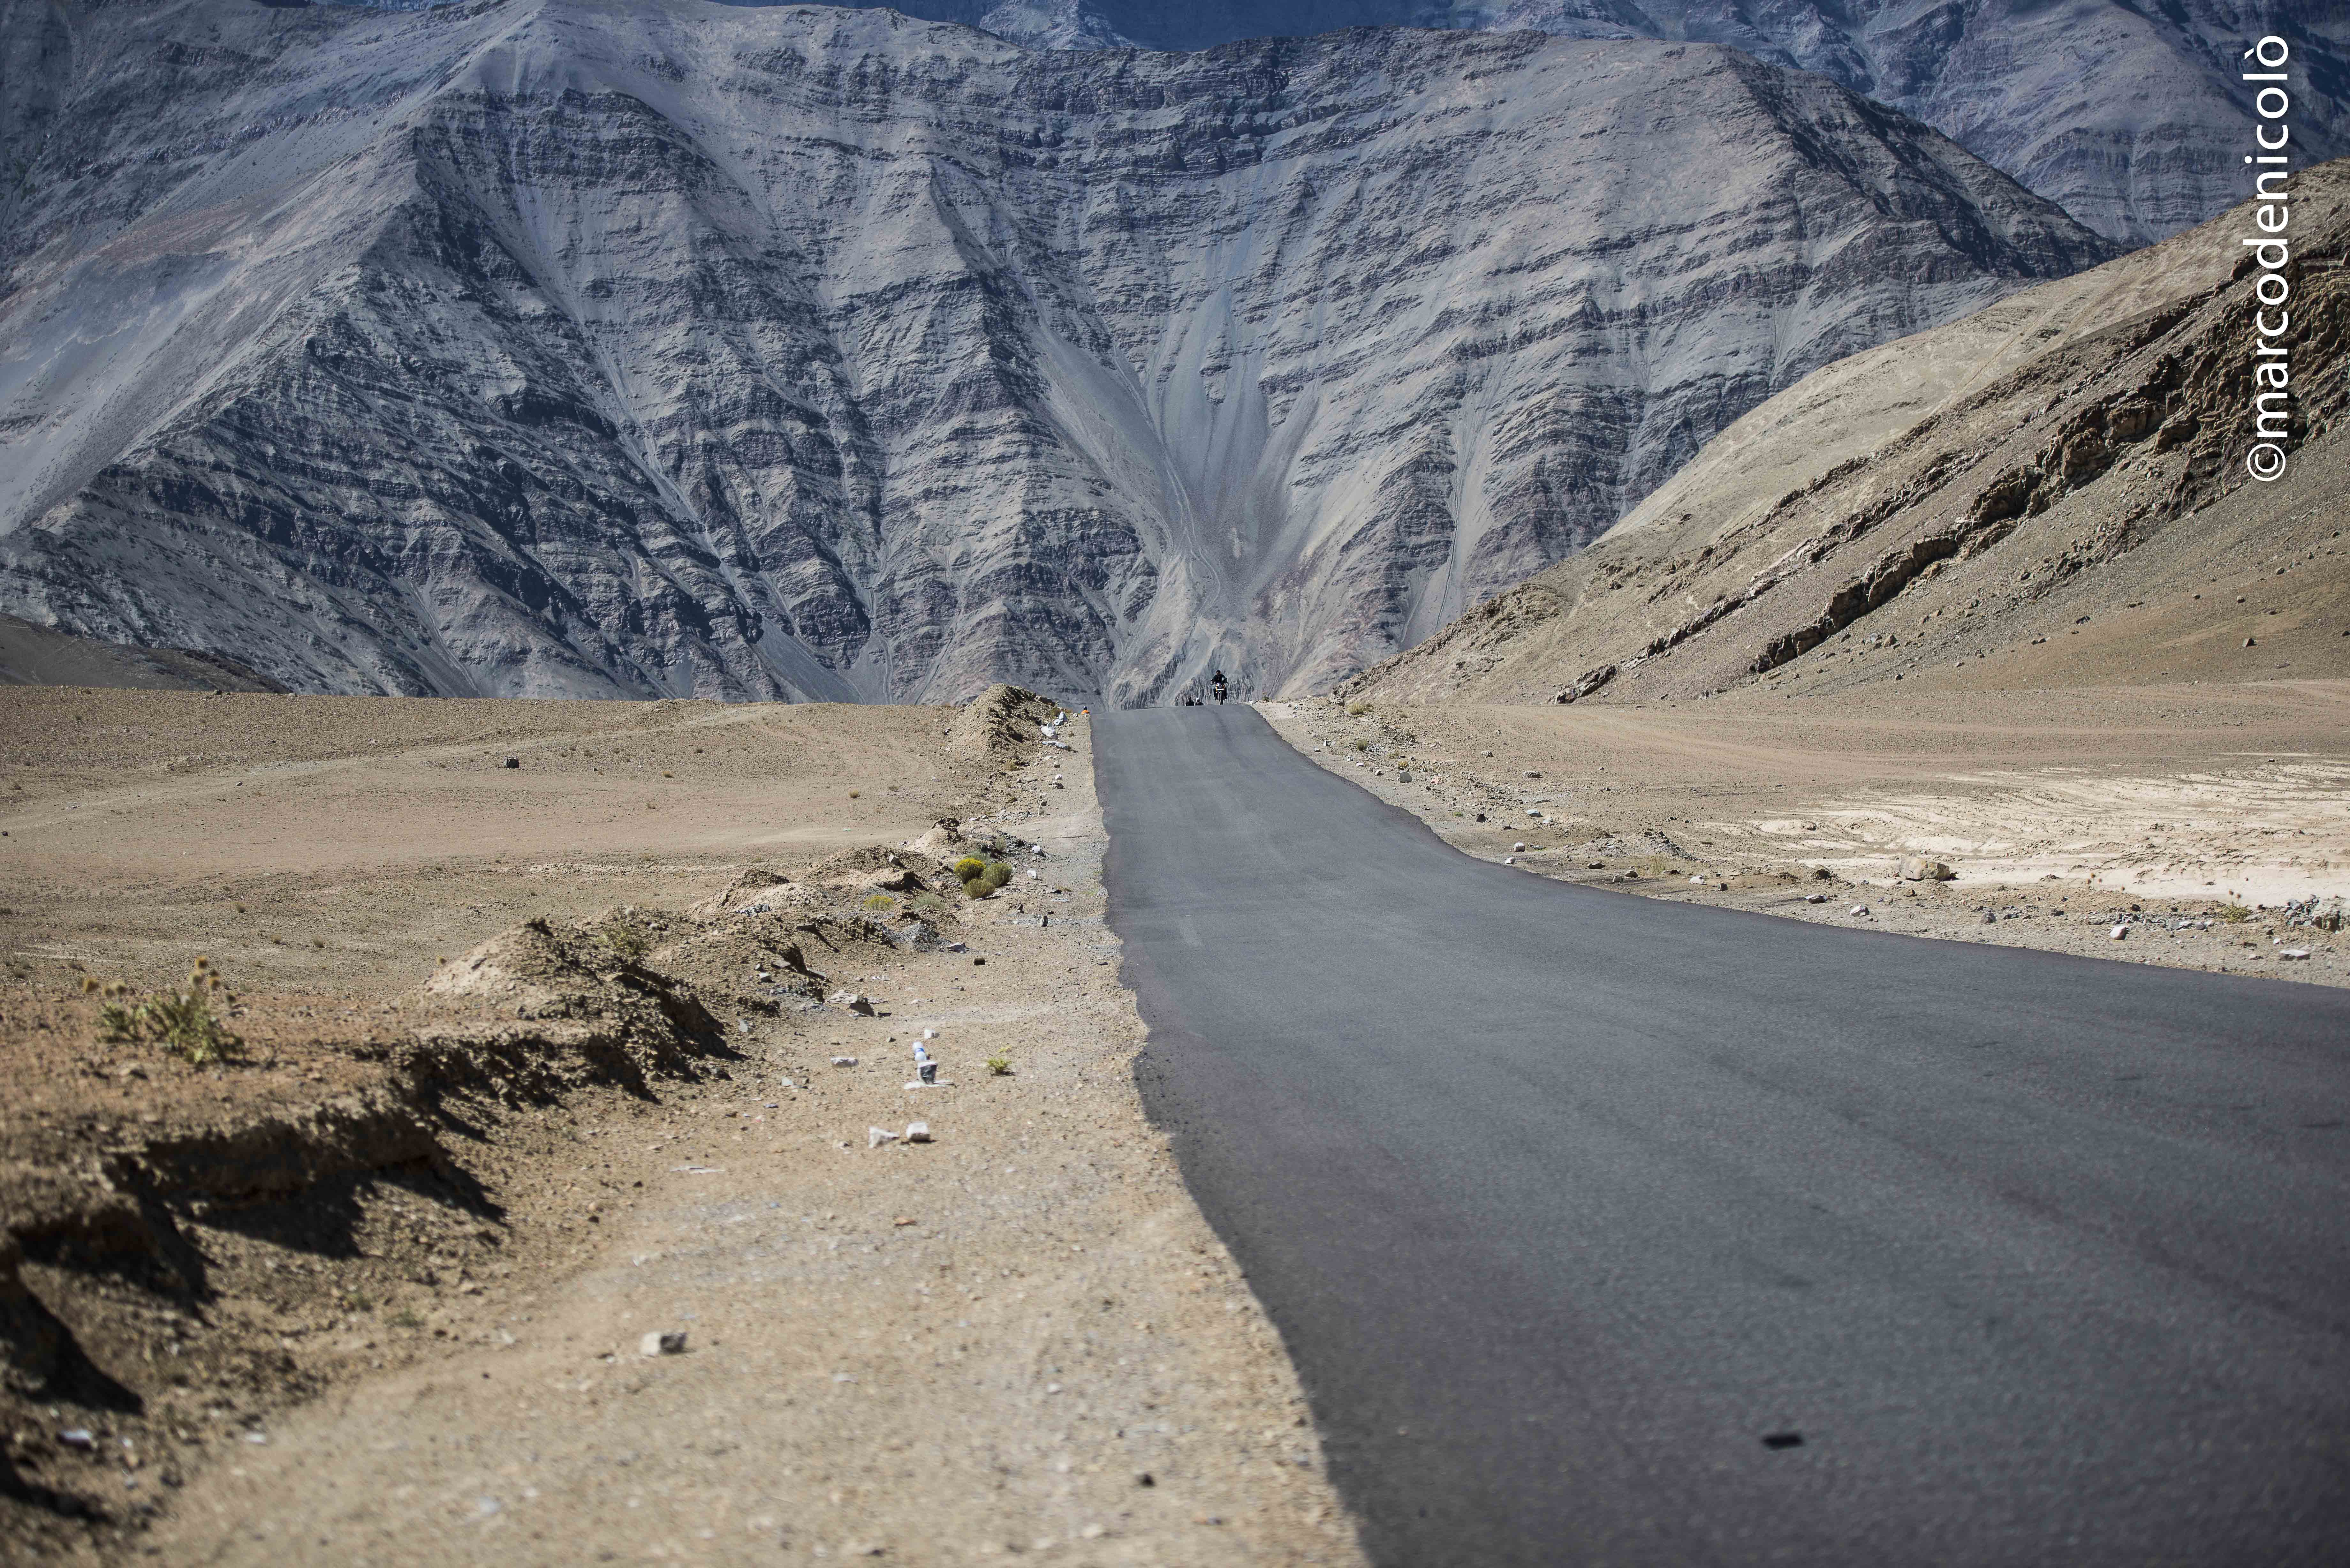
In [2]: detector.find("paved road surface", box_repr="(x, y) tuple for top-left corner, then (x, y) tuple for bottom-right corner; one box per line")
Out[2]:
(1095, 705), (2350, 1566)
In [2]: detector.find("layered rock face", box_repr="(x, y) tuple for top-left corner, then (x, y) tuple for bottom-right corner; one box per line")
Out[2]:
(0, 0), (2108, 703)
(821, 0), (2350, 247)
(1341, 161), (2350, 708)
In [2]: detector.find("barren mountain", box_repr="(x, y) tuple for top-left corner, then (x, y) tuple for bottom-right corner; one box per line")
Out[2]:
(0, 0), (2108, 703)
(1342, 160), (2350, 709)
(817, 0), (2350, 247)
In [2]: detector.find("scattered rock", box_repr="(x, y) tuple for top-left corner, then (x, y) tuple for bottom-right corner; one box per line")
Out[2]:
(887, 920), (942, 952)
(640, 1330), (687, 1357)
(905, 1122), (932, 1143)
(1848, 905), (1870, 916)
(57, 1429), (95, 1451)
(1805, 893), (1829, 903)
(831, 1056), (858, 1067)
(1899, 856), (1955, 881)
(2281, 948), (2313, 961)
(830, 991), (876, 1016)
(869, 1127), (899, 1148)
(502, 757), (520, 769)
(1980, 910), (1997, 924)
(2110, 924), (2129, 940)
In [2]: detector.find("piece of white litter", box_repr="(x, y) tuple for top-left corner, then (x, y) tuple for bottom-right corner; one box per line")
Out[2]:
(671, 1165), (723, 1174)
(2282, 948), (2312, 960)
(1849, 905), (1870, 916)
(1805, 893), (1829, 903)
(868, 1127), (899, 1148)
(1689, 875), (1705, 884)
(905, 1122), (932, 1143)
(640, 1330), (687, 1357)
(831, 1056), (857, 1067)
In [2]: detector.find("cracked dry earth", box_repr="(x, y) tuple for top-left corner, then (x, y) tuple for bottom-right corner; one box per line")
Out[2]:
(1, 690), (1362, 1567)
(1262, 684), (2350, 988)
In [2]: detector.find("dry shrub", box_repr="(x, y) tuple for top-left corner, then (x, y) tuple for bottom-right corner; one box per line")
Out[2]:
(89, 957), (244, 1064)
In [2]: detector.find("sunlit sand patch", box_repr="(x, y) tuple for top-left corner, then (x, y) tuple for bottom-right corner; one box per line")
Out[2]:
(1757, 762), (2350, 901)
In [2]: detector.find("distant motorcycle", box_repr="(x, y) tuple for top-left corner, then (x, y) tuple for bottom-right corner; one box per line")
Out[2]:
(1211, 671), (1229, 704)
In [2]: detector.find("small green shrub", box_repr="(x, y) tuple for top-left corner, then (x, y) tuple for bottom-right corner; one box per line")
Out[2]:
(1350, 737), (1370, 752)
(1346, 701), (1371, 716)
(986, 1055), (1012, 1075)
(596, 918), (651, 960)
(862, 892), (895, 911)
(911, 891), (948, 916)
(2217, 903), (2251, 923)
(90, 958), (244, 1064)
(981, 861), (1012, 891)
(953, 856), (989, 882)
(964, 878), (990, 899)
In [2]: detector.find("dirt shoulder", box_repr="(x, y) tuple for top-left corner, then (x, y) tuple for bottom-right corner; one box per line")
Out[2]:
(1259, 682), (2350, 986)
(1, 688), (1363, 1565)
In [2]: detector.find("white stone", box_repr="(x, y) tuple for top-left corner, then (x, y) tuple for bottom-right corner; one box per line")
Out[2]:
(640, 1330), (687, 1356)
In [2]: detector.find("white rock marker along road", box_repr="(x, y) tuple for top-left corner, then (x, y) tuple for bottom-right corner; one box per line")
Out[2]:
(1096, 704), (2350, 1567)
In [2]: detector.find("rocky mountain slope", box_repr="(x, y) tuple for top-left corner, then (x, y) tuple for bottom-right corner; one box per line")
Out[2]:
(815, 0), (2350, 247)
(1342, 160), (2350, 708)
(0, 0), (2109, 703)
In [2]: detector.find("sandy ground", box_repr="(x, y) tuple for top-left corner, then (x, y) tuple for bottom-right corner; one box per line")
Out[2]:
(1261, 680), (2350, 985)
(1, 689), (1364, 1566)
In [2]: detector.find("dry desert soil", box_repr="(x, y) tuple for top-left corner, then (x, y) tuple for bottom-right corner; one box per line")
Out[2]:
(1263, 680), (2350, 984)
(0, 685), (1364, 1566)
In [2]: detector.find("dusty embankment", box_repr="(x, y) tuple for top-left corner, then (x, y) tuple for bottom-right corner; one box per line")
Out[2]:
(1, 687), (1362, 1565)
(1262, 683), (2350, 985)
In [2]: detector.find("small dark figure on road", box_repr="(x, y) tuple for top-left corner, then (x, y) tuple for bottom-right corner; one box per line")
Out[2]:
(1212, 669), (1229, 704)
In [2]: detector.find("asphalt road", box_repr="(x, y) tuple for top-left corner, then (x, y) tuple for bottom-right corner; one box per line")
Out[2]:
(1095, 704), (2350, 1567)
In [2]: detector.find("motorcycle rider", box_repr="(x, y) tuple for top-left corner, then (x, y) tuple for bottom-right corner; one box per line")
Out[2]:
(1211, 669), (1229, 704)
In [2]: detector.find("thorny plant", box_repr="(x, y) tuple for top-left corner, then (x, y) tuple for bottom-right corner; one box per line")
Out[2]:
(87, 956), (245, 1064)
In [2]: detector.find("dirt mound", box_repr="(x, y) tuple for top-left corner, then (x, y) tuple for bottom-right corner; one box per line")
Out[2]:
(908, 817), (967, 856)
(686, 868), (811, 921)
(1345, 160), (2350, 707)
(412, 919), (729, 1100)
(948, 683), (1056, 767)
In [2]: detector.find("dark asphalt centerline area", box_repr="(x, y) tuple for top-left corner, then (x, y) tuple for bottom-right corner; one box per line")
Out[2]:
(1096, 704), (2350, 1567)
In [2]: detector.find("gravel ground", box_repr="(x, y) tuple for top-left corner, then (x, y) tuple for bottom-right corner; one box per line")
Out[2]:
(2, 690), (1363, 1565)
